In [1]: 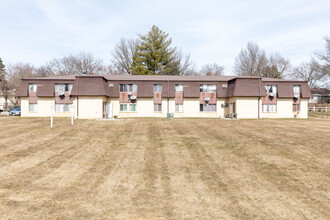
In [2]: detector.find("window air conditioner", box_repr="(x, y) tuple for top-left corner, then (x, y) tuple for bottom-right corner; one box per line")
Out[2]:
(205, 97), (210, 102)
(130, 96), (136, 100)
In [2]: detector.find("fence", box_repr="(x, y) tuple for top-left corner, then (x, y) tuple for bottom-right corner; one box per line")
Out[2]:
(308, 106), (328, 112)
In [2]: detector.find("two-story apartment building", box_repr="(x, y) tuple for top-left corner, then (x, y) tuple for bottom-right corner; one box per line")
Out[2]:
(16, 75), (312, 119)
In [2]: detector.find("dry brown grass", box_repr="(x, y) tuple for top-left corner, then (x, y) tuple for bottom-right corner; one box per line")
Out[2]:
(0, 116), (329, 219)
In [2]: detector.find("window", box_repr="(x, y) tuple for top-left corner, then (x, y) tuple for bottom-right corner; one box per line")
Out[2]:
(200, 104), (216, 112)
(175, 84), (183, 92)
(120, 84), (137, 93)
(29, 104), (37, 112)
(200, 84), (208, 92)
(264, 85), (277, 94)
(208, 85), (217, 93)
(120, 84), (127, 92)
(293, 85), (301, 94)
(175, 104), (183, 112)
(55, 84), (71, 93)
(120, 104), (136, 112)
(262, 104), (277, 113)
(120, 104), (128, 112)
(264, 85), (269, 93)
(269, 104), (277, 112)
(65, 84), (73, 93)
(200, 84), (216, 92)
(154, 84), (162, 93)
(209, 104), (216, 112)
(55, 104), (64, 112)
(293, 104), (300, 112)
(29, 84), (37, 92)
(64, 104), (72, 112)
(262, 104), (268, 112)
(154, 104), (162, 112)
(129, 103), (136, 112)
(200, 104), (207, 112)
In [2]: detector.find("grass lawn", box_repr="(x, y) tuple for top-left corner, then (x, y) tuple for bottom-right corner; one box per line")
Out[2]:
(0, 116), (329, 219)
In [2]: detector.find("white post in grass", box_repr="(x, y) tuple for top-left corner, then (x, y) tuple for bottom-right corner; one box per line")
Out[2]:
(71, 105), (74, 126)
(51, 103), (54, 128)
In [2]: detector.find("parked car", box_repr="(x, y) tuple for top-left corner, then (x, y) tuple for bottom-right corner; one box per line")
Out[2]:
(9, 107), (21, 116)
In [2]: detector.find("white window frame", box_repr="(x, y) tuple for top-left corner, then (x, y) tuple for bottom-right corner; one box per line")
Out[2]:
(154, 104), (162, 112)
(64, 104), (72, 112)
(200, 84), (216, 93)
(55, 84), (64, 93)
(175, 104), (183, 112)
(55, 104), (64, 112)
(293, 85), (301, 94)
(129, 103), (137, 112)
(120, 104), (128, 112)
(200, 104), (208, 112)
(29, 104), (38, 112)
(29, 84), (37, 92)
(269, 104), (277, 112)
(154, 84), (162, 93)
(209, 104), (217, 112)
(262, 104), (268, 112)
(175, 84), (183, 92)
(119, 84), (128, 92)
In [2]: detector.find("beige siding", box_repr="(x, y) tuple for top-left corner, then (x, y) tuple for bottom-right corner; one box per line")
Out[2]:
(21, 97), (72, 117)
(20, 96), (309, 119)
(77, 96), (104, 119)
(235, 97), (259, 119)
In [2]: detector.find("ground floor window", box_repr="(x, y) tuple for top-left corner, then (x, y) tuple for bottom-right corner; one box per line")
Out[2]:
(56, 104), (72, 112)
(200, 104), (216, 112)
(262, 104), (277, 113)
(120, 103), (136, 112)
(175, 104), (183, 112)
(154, 104), (162, 112)
(29, 104), (37, 112)
(293, 104), (300, 112)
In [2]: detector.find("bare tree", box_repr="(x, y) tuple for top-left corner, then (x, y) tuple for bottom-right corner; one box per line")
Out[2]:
(262, 53), (290, 78)
(234, 42), (268, 76)
(6, 63), (36, 106)
(39, 52), (106, 76)
(173, 50), (197, 76)
(112, 38), (139, 75)
(7, 63), (35, 89)
(200, 63), (224, 76)
(234, 42), (290, 78)
(315, 36), (330, 77)
(289, 59), (329, 88)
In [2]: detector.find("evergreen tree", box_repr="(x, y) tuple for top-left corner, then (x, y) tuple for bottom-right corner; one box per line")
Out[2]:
(131, 25), (178, 75)
(0, 58), (5, 81)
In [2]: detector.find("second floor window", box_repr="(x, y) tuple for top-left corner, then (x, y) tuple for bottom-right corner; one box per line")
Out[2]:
(264, 85), (277, 94)
(293, 85), (301, 95)
(200, 84), (216, 93)
(154, 84), (162, 93)
(175, 84), (183, 92)
(120, 84), (137, 93)
(29, 84), (37, 92)
(55, 84), (73, 93)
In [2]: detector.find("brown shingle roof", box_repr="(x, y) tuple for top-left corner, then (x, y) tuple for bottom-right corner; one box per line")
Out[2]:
(310, 88), (330, 95)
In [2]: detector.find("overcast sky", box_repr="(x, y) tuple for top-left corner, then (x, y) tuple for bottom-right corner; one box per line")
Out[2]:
(0, 0), (329, 74)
